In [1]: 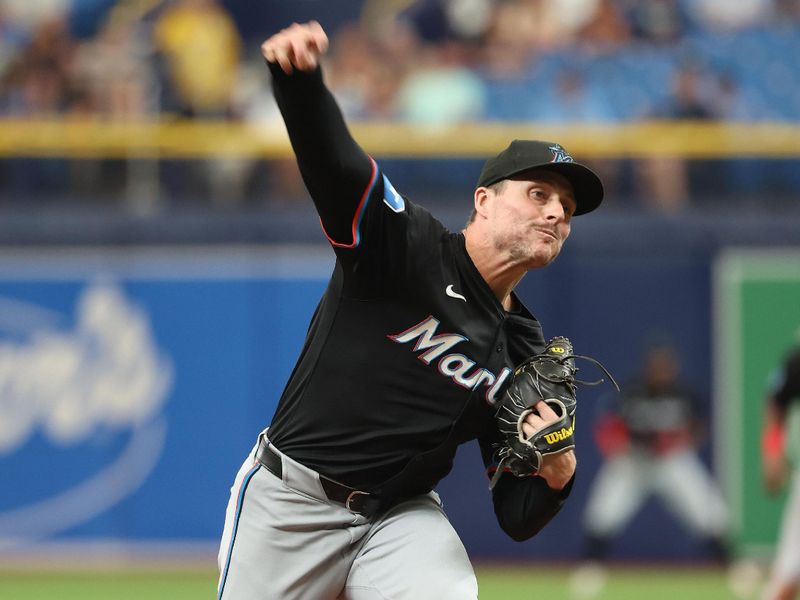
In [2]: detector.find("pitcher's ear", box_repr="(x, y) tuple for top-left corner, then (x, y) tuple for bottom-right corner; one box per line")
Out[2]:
(474, 186), (491, 219)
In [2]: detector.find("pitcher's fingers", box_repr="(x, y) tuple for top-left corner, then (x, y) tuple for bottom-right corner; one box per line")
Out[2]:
(290, 35), (318, 71)
(521, 419), (539, 438)
(521, 411), (547, 438)
(274, 47), (295, 74)
(521, 401), (561, 438)
(534, 400), (559, 421)
(306, 20), (329, 54)
(261, 37), (283, 63)
(261, 36), (295, 74)
(261, 41), (274, 62)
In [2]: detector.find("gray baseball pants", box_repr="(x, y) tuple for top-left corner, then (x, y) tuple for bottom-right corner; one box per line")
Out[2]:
(217, 433), (478, 599)
(764, 466), (800, 596)
(583, 448), (728, 538)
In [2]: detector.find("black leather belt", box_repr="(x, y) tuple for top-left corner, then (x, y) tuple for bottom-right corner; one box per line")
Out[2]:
(256, 437), (381, 518)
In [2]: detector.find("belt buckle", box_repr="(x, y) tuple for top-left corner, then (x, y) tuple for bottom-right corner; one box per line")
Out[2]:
(345, 490), (371, 514)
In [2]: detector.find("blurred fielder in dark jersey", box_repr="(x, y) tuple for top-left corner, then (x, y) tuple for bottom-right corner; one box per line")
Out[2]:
(216, 21), (607, 600)
(578, 343), (729, 570)
(762, 340), (800, 600)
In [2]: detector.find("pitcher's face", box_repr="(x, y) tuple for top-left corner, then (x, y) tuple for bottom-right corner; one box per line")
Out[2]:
(483, 170), (575, 268)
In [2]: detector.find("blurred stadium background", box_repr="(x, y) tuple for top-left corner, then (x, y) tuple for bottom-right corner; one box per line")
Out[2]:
(1, 0), (799, 597)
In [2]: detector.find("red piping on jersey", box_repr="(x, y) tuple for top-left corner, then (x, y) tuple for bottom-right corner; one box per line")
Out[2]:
(320, 156), (378, 249)
(487, 465), (537, 478)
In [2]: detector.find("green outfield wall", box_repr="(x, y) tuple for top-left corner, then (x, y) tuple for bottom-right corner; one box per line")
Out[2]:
(715, 249), (800, 556)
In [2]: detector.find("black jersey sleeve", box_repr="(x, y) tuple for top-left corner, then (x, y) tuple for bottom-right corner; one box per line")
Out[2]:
(490, 472), (574, 542)
(478, 435), (572, 541)
(771, 347), (800, 411)
(269, 63), (403, 253)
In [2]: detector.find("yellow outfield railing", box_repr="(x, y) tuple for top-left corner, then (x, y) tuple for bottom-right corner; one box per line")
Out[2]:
(0, 120), (798, 159)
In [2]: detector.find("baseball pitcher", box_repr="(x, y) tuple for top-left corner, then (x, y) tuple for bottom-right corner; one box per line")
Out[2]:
(217, 20), (611, 600)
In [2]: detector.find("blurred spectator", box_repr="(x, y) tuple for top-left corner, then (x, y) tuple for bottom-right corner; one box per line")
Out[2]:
(441, 0), (495, 40)
(571, 0), (631, 48)
(0, 13), (76, 115)
(774, 0), (800, 20)
(397, 0), (494, 43)
(685, 0), (772, 31)
(619, 0), (690, 43)
(152, 0), (245, 207)
(153, 0), (241, 118)
(0, 11), (76, 203)
(490, 0), (546, 57)
(316, 23), (374, 119)
(714, 72), (759, 121)
(652, 62), (717, 119)
(70, 1), (164, 208)
(0, 0), (70, 35)
(0, 5), (28, 79)
(212, 57), (298, 207)
(634, 154), (690, 213)
(533, 69), (617, 122)
(479, 25), (532, 81)
(325, 23), (408, 120)
(395, 41), (486, 124)
(538, 0), (603, 46)
(635, 62), (719, 212)
(72, 5), (154, 118)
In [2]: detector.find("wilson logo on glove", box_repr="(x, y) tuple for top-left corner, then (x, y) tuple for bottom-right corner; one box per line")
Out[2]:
(491, 336), (618, 488)
(543, 424), (574, 445)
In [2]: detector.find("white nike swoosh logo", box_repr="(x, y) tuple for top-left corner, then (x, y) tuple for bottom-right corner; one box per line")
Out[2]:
(446, 285), (467, 302)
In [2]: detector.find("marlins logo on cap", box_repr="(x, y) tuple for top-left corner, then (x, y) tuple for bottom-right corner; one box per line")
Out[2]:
(548, 144), (574, 164)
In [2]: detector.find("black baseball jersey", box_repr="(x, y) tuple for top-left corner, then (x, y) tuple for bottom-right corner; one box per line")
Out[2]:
(770, 345), (800, 411)
(616, 382), (700, 447)
(265, 64), (569, 539)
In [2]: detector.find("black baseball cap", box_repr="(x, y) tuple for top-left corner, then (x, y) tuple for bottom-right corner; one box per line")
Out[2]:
(477, 140), (604, 216)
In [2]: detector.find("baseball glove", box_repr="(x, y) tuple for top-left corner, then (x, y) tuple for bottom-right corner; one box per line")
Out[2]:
(490, 336), (617, 488)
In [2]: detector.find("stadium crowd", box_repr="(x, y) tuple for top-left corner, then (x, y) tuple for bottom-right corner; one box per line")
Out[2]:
(0, 0), (798, 210)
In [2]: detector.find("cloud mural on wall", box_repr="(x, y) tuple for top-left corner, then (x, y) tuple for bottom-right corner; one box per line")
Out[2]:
(0, 280), (173, 546)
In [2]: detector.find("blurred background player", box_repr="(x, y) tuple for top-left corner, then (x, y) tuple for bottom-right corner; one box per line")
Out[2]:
(761, 336), (800, 600)
(570, 341), (729, 598)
